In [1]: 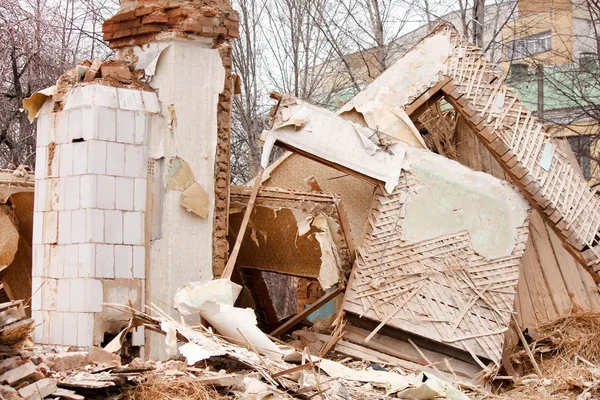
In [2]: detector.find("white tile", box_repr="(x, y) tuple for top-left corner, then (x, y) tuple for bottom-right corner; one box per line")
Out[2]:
(78, 243), (95, 278)
(72, 141), (88, 175)
(33, 212), (43, 244)
(134, 112), (146, 144)
(57, 211), (71, 244)
(85, 279), (103, 312)
(94, 85), (119, 109)
(96, 244), (114, 278)
(98, 108), (117, 141)
(43, 211), (58, 244)
(131, 326), (145, 346)
(32, 310), (43, 343)
(77, 313), (94, 347)
(115, 177), (134, 211)
(124, 145), (146, 178)
(31, 277), (42, 311)
(141, 90), (160, 113)
(56, 279), (70, 311)
(49, 246), (64, 279)
(133, 246), (145, 279)
(104, 210), (123, 244)
(88, 140), (107, 175)
(106, 142), (125, 176)
(54, 112), (68, 145)
(50, 312), (64, 345)
(35, 179), (47, 212)
(117, 110), (135, 144)
(81, 107), (99, 140)
(64, 176), (80, 210)
(134, 178), (146, 211)
(114, 245), (133, 279)
(71, 209), (86, 243)
(70, 279), (85, 312)
(32, 245), (46, 278)
(85, 209), (104, 243)
(123, 212), (143, 245)
(118, 88), (144, 111)
(35, 146), (47, 180)
(59, 143), (74, 177)
(68, 108), (83, 141)
(63, 244), (79, 278)
(80, 175), (97, 208)
(96, 176), (115, 209)
(56, 177), (67, 211)
(63, 312), (78, 345)
(37, 115), (50, 147)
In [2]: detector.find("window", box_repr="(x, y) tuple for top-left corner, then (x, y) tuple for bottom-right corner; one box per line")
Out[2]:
(506, 31), (552, 60)
(568, 135), (592, 179)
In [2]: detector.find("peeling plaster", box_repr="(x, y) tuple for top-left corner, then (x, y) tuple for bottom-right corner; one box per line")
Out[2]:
(402, 149), (530, 260)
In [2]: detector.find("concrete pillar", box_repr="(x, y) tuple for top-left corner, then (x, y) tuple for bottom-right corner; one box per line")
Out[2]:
(102, 1), (239, 358)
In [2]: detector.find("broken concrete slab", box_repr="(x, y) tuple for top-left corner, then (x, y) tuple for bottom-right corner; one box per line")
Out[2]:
(0, 362), (43, 387)
(17, 378), (57, 400)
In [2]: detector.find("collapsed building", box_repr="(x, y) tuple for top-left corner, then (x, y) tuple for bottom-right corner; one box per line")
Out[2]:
(0, 1), (599, 398)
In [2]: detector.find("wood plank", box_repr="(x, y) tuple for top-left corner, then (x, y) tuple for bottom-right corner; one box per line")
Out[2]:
(520, 238), (557, 323)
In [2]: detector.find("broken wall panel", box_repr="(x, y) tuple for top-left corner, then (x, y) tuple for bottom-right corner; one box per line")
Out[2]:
(265, 94), (530, 365)
(228, 186), (353, 284)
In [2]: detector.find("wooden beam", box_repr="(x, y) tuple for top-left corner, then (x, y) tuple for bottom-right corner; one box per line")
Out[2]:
(404, 77), (452, 119)
(270, 287), (342, 337)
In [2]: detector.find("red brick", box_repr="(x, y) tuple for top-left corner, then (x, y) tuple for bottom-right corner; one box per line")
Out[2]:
(111, 28), (134, 40)
(200, 6), (217, 17)
(215, 26), (227, 35)
(227, 28), (239, 38)
(119, 17), (142, 31)
(135, 5), (160, 16)
(182, 21), (202, 33)
(109, 10), (136, 22)
(168, 16), (186, 25)
(165, 7), (185, 18)
(138, 23), (165, 34)
(142, 12), (168, 24)
(102, 22), (120, 33)
(224, 18), (238, 29)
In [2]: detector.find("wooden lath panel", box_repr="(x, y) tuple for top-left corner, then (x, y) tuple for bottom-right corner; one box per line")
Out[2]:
(433, 26), (600, 274)
(344, 171), (529, 364)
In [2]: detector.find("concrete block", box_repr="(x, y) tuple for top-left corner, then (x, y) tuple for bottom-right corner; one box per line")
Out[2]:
(104, 210), (123, 244)
(59, 143), (74, 177)
(141, 90), (160, 113)
(63, 244), (79, 278)
(88, 347), (120, 366)
(57, 211), (71, 245)
(124, 145), (146, 178)
(68, 108), (83, 141)
(72, 141), (88, 175)
(117, 110), (135, 144)
(98, 108), (117, 141)
(85, 209), (104, 243)
(134, 178), (146, 211)
(77, 313), (93, 348)
(42, 211), (58, 244)
(94, 85), (119, 109)
(18, 378), (57, 400)
(134, 112), (146, 144)
(114, 245), (132, 279)
(85, 279), (103, 312)
(115, 177), (134, 211)
(56, 279), (70, 312)
(123, 212), (143, 245)
(106, 142), (125, 176)
(88, 140), (107, 175)
(0, 362), (44, 386)
(70, 209), (86, 243)
(0, 357), (24, 376)
(132, 246), (145, 279)
(42, 351), (87, 372)
(96, 244), (114, 278)
(62, 312), (78, 345)
(118, 88), (144, 111)
(78, 244), (95, 278)
(70, 279), (85, 312)
(81, 107), (99, 140)
(96, 175), (116, 209)
(34, 146), (47, 180)
(64, 176), (80, 210)
(80, 175), (97, 209)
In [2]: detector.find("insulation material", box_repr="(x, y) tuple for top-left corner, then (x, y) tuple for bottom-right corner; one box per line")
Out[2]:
(337, 33), (452, 148)
(228, 186), (354, 279)
(266, 99), (407, 193)
(174, 279), (282, 358)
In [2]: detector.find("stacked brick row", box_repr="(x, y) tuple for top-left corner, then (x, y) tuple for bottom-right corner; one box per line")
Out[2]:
(32, 83), (159, 347)
(102, 3), (239, 49)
